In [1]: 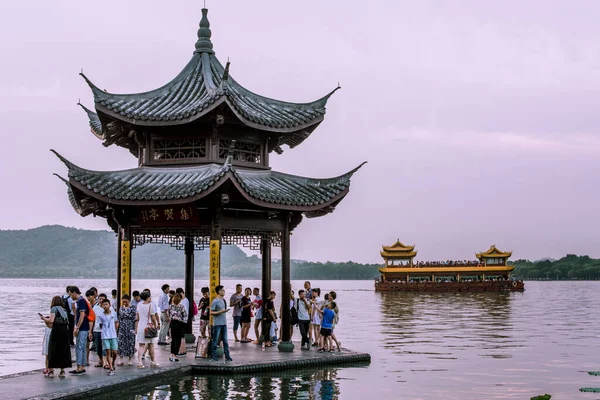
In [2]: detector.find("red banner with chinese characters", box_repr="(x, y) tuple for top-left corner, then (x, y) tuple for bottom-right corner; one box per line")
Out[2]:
(138, 204), (199, 227)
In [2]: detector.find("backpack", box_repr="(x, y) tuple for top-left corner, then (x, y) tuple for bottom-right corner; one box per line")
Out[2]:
(84, 299), (96, 322)
(290, 299), (299, 326)
(62, 294), (70, 312)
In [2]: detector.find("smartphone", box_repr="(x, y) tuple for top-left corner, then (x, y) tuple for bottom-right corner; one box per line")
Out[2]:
(38, 313), (43, 317)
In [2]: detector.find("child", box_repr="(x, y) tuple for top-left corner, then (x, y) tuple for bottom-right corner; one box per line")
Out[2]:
(317, 301), (336, 352)
(198, 287), (210, 339)
(97, 299), (119, 375)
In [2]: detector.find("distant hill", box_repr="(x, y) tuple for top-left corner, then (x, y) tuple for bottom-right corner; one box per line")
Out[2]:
(0, 225), (379, 279)
(2, 226), (595, 280)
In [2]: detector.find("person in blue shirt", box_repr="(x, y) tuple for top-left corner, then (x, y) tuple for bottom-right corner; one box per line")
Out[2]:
(69, 287), (91, 374)
(317, 301), (336, 352)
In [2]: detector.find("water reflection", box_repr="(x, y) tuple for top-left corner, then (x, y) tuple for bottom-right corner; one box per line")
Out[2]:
(378, 291), (522, 360)
(123, 368), (342, 400)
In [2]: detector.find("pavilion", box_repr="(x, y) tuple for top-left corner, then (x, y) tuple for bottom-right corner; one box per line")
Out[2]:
(53, 7), (364, 351)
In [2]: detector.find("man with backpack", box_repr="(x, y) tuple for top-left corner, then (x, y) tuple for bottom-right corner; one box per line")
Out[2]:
(69, 286), (94, 375)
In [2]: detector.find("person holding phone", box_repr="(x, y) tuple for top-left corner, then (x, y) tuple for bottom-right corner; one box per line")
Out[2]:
(42, 296), (72, 378)
(209, 285), (233, 361)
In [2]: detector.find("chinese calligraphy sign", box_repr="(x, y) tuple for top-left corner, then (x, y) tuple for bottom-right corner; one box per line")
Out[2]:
(120, 240), (131, 297)
(209, 239), (220, 325)
(138, 204), (199, 227)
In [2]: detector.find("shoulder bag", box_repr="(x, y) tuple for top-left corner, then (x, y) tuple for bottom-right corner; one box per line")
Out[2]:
(144, 304), (158, 338)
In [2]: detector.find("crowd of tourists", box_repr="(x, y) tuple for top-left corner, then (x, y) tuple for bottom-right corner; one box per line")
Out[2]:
(412, 260), (484, 267)
(39, 281), (341, 378)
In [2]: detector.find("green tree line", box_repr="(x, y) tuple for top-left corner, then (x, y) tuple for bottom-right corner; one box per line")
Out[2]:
(511, 255), (600, 280)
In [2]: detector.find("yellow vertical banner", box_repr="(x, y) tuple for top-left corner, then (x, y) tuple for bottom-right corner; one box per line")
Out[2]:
(120, 240), (131, 297)
(209, 239), (220, 325)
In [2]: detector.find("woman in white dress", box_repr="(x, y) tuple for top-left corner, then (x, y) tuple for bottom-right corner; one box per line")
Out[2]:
(135, 291), (159, 368)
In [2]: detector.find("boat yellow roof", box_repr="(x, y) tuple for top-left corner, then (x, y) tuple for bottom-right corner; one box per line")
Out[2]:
(381, 250), (417, 258)
(382, 239), (415, 252)
(476, 245), (512, 259)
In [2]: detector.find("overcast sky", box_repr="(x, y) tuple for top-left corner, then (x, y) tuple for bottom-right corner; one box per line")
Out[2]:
(0, 0), (599, 263)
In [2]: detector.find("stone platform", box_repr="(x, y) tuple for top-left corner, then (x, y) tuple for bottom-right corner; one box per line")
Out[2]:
(0, 341), (370, 400)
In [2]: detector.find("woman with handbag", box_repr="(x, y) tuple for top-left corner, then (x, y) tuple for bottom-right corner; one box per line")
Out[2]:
(134, 291), (159, 368)
(41, 296), (72, 378)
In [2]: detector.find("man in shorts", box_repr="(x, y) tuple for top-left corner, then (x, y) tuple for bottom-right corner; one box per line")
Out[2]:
(318, 301), (336, 352)
(92, 293), (107, 367)
(97, 299), (119, 375)
(198, 287), (210, 338)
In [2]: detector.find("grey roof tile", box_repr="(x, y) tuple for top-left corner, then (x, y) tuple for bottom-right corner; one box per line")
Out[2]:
(52, 150), (365, 211)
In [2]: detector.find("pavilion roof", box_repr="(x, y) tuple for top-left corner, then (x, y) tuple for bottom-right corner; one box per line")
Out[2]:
(476, 245), (512, 259)
(80, 8), (339, 146)
(382, 240), (416, 252)
(52, 150), (365, 216)
(380, 250), (417, 258)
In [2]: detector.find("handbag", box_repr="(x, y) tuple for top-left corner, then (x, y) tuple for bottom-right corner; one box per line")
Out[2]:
(195, 337), (209, 358)
(144, 305), (158, 339)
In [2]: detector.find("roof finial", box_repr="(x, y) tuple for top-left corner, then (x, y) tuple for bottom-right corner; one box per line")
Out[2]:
(222, 60), (230, 81)
(194, 7), (214, 54)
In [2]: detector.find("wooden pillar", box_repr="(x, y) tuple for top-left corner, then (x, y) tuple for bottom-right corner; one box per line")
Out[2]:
(184, 236), (194, 334)
(260, 238), (271, 342)
(457, 272), (460, 282)
(431, 274), (435, 282)
(278, 212), (294, 352)
(209, 212), (221, 327)
(117, 226), (132, 311)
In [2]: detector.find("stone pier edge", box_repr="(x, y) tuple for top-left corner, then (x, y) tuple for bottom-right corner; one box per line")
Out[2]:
(25, 353), (371, 400)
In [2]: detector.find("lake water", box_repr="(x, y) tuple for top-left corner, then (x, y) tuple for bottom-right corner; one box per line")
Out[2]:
(3, 279), (600, 399)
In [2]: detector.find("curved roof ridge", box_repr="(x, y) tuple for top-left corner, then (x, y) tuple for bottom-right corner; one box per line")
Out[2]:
(234, 161), (367, 182)
(222, 56), (340, 108)
(84, 55), (203, 101)
(51, 149), (229, 175)
(78, 103), (104, 139)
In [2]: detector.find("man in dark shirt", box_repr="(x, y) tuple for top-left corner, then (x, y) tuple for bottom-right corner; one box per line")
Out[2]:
(198, 287), (210, 338)
(69, 286), (91, 374)
(262, 291), (276, 347)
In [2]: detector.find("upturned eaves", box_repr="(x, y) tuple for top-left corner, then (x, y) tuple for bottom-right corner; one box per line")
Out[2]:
(52, 150), (365, 215)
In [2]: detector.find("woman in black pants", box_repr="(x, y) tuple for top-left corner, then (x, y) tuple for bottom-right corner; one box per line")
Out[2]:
(167, 293), (188, 362)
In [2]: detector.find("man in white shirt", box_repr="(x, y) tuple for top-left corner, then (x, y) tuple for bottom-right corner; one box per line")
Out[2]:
(252, 288), (262, 344)
(92, 293), (107, 367)
(157, 284), (170, 345)
(230, 284), (244, 342)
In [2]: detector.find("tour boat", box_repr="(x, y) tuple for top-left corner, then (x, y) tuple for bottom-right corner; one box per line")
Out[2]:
(374, 241), (525, 292)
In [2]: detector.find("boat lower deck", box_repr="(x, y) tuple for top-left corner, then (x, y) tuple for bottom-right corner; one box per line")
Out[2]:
(375, 280), (525, 292)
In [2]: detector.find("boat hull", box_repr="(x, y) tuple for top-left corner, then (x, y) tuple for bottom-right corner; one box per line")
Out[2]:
(374, 280), (525, 292)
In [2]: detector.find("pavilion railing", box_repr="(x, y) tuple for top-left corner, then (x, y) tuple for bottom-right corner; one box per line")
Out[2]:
(131, 227), (281, 250)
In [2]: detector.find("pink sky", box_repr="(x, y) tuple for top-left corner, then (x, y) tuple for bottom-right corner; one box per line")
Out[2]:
(0, 0), (598, 263)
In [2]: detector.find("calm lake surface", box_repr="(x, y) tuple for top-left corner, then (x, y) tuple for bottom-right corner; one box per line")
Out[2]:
(3, 279), (600, 399)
